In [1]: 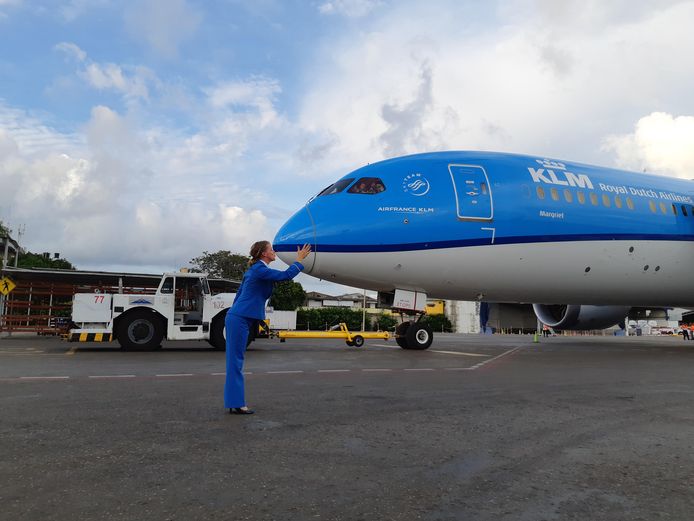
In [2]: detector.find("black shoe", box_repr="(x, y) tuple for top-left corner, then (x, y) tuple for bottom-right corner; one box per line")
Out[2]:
(229, 407), (255, 415)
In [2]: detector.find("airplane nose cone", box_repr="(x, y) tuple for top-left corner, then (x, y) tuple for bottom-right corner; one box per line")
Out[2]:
(274, 206), (316, 273)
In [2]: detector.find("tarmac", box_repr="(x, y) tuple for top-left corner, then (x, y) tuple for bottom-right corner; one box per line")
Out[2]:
(2, 333), (694, 520)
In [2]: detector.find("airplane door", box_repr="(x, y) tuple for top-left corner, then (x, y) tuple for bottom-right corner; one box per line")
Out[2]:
(448, 164), (493, 221)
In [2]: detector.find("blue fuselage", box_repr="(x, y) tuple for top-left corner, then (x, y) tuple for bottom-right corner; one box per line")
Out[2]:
(274, 151), (694, 307)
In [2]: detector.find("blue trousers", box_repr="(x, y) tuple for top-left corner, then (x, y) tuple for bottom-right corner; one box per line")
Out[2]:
(224, 313), (253, 408)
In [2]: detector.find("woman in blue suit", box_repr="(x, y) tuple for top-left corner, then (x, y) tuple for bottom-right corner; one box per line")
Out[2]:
(225, 241), (311, 414)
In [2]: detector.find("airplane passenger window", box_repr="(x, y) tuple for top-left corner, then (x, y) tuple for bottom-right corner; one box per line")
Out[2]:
(550, 188), (559, 201)
(536, 186), (545, 199)
(682, 205), (689, 217)
(626, 197), (635, 210)
(577, 191), (586, 204)
(659, 202), (667, 214)
(319, 178), (355, 196)
(614, 196), (623, 209)
(480, 182), (488, 195)
(649, 201), (657, 213)
(563, 189), (573, 203)
(589, 193), (598, 206)
(602, 194), (611, 207)
(672, 204), (678, 215)
(348, 177), (386, 194)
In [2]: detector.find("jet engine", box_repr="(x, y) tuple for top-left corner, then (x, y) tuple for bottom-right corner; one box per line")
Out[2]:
(532, 304), (631, 331)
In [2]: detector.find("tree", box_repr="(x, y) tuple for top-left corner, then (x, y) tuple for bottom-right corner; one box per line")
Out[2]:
(189, 250), (248, 280)
(0, 220), (8, 237)
(270, 280), (306, 311)
(18, 252), (75, 270)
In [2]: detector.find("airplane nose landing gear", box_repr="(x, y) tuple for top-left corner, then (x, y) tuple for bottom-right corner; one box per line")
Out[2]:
(395, 319), (433, 350)
(379, 289), (435, 350)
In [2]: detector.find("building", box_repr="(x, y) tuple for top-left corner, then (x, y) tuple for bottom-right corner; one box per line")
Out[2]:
(304, 291), (378, 309)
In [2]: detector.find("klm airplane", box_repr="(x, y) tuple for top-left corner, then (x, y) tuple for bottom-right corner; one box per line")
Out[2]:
(274, 151), (694, 349)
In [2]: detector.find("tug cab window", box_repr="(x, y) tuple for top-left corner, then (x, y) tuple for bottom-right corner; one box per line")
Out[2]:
(348, 177), (386, 194)
(318, 178), (355, 196)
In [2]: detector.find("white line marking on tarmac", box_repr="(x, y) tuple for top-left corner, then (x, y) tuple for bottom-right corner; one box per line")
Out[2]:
(211, 372), (225, 376)
(155, 373), (194, 377)
(318, 369), (351, 373)
(468, 346), (522, 370)
(88, 375), (136, 379)
(430, 350), (489, 357)
(444, 367), (474, 371)
(19, 376), (70, 380)
(404, 368), (435, 371)
(362, 368), (392, 372)
(266, 370), (303, 374)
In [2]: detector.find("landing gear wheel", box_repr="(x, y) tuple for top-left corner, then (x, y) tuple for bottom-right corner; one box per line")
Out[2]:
(406, 323), (433, 350)
(352, 335), (364, 348)
(345, 340), (354, 346)
(208, 313), (227, 350)
(116, 310), (165, 351)
(395, 321), (411, 349)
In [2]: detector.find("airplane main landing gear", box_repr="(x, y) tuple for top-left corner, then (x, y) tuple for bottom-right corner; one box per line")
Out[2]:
(395, 318), (433, 350)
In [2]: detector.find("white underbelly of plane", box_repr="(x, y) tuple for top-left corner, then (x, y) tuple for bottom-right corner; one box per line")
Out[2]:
(305, 240), (694, 307)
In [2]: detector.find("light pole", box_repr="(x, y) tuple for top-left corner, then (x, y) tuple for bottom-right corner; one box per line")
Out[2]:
(361, 289), (366, 331)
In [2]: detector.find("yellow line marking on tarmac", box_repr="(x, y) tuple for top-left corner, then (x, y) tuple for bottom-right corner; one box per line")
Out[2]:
(65, 345), (78, 356)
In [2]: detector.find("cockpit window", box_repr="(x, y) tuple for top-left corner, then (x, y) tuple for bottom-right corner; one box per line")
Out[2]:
(318, 178), (355, 196)
(347, 177), (386, 194)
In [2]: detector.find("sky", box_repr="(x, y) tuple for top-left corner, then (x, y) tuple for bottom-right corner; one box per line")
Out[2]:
(1, 0), (694, 293)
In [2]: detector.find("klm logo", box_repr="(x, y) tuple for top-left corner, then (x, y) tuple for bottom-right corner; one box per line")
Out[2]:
(528, 159), (593, 189)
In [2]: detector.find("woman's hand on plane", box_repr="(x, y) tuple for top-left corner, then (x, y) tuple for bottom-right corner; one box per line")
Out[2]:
(297, 244), (312, 262)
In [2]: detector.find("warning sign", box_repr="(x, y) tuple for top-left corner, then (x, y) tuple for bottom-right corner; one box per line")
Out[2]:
(0, 277), (16, 296)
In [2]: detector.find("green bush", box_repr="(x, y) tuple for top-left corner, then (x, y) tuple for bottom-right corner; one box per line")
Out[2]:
(370, 313), (397, 331)
(297, 308), (366, 331)
(420, 314), (453, 333)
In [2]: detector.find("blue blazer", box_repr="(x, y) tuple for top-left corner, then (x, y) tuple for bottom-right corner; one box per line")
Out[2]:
(228, 261), (304, 320)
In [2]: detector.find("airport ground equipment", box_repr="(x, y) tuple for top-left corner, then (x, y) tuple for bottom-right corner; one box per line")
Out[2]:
(69, 272), (236, 350)
(69, 271), (298, 350)
(277, 322), (389, 347)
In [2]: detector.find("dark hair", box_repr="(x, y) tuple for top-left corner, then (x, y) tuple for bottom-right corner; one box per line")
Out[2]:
(249, 240), (271, 266)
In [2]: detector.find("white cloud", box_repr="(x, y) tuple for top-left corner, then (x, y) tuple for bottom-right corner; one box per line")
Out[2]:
(318, 0), (383, 17)
(124, 0), (202, 58)
(0, 101), (277, 272)
(55, 42), (157, 102)
(54, 42), (87, 62)
(297, 0), (694, 177)
(81, 62), (152, 100)
(60, 0), (110, 22)
(602, 112), (694, 178)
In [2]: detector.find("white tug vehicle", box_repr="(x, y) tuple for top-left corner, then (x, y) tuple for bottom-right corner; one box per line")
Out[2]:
(69, 272), (235, 350)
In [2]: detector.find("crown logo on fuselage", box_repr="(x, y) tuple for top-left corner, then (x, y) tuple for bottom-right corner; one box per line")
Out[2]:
(535, 158), (566, 170)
